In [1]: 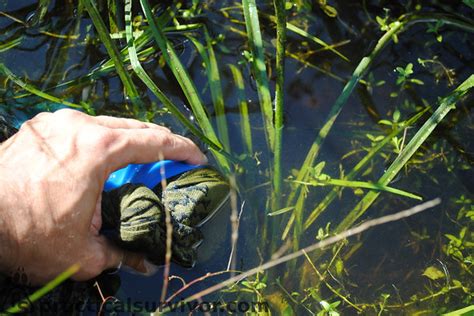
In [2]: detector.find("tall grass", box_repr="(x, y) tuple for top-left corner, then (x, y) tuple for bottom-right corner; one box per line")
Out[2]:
(241, 0), (275, 153)
(285, 13), (474, 249)
(336, 75), (474, 233)
(83, 0), (144, 114)
(140, 0), (231, 172)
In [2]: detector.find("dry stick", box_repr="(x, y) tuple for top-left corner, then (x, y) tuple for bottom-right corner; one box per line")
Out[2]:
(154, 198), (441, 314)
(164, 271), (237, 305)
(158, 153), (172, 303)
(227, 178), (243, 274)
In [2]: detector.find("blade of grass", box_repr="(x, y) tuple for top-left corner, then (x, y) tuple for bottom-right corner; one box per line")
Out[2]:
(228, 64), (253, 154)
(293, 179), (422, 200)
(242, 0), (275, 152)
(335, 75), (473, 233)
(123, 0), (233, 170)
(0, 36), (23, 52)
(83, 0), (144, 114)
(186, 29), (231, 152)
(140, 0), (223, 157)
(4, 264), (80, 314)
(0, 63), (85, 110)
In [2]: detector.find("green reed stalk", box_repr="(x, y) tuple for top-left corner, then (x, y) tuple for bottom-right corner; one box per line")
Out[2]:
(4, 264), (79, 314)
(0, 63), (84, 110)
(293, 179), (422, 200)
(140, 0), (224, 156)
(335, 75), (473, 233)
(272, 0), (287, 212)
(187, 29), (231, 152)
(228, 64), (253, 154)
(82, 0), (144, 114)
(242, 0), (275, 152)
(123, 1), (232, 170)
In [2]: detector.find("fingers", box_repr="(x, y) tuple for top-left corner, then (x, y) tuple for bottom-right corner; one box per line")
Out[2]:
(104, 128), (207, 173)
(87, 236), (155, 277)
(50, 110), (206, 167)
(94, 115), (171, 132)
(122, 252), (158, 276)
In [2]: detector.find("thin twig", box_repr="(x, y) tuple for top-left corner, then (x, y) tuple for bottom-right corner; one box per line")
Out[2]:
(158, 153), (171, 303)
(227, 184), (243, 274)
(164, 271), (237, 305)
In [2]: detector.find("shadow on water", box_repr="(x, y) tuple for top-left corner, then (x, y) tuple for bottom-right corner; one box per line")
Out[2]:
(0, 0), (473, 314)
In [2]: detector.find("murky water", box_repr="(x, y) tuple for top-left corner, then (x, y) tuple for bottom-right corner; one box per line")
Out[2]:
(1, 0), (473, 314)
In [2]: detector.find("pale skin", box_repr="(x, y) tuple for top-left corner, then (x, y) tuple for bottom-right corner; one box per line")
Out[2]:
(0, 109), (207, 285)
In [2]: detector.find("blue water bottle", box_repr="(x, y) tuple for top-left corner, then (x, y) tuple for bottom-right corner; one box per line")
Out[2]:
(104, 160), (202, 192)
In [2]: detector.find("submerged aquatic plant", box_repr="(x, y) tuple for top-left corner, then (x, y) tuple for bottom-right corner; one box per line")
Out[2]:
(0, 0), (473, 314)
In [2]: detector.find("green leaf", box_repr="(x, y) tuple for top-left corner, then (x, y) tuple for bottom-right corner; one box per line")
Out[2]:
(405, 63), (414, 76)
(376, 16), (386, 27)
(393, 109), (401, 122)
(422, 266), (445, 280)
(335, 258), (344, 277)
(268, 206), (295, 217)
(313, 161), (326, 177)
(410, 78), (425, 85)
(320, 300), (331, 311)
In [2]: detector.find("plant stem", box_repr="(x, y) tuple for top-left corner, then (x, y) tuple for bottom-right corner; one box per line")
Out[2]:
(242, 0), (275, 152)
(272, 0), (286, 212)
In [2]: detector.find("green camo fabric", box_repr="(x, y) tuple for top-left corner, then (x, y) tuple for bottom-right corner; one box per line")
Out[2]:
(101, 167), (230, 268)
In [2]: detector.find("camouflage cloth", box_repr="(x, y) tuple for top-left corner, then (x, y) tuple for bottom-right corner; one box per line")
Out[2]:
(101, 165), (230, 268)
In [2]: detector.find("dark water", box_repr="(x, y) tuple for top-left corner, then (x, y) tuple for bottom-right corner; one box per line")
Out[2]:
(0, 0), (473, 314)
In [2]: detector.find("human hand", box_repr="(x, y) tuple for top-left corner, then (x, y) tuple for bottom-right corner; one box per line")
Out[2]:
(0, 109), (207, 285)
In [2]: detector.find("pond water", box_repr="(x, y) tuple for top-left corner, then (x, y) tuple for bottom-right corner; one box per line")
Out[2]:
(0, 0), (473, 314)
